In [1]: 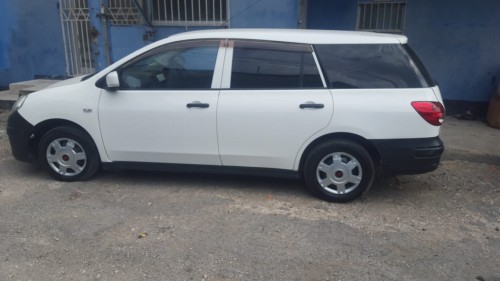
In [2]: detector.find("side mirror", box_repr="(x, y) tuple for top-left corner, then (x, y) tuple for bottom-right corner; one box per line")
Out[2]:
(105, 71), (120, 91)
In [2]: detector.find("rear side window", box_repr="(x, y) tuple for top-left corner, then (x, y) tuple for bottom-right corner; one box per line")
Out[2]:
(314, 44), (430, 89)
(231, 41), (323, 89)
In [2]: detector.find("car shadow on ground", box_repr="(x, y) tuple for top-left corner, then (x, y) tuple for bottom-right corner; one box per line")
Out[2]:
(96, 169), (425, 204)
(11, 160), (433, 203)
(97, 169), (312, 198)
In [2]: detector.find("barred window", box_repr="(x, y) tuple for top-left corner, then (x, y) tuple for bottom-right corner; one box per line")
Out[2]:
(150, 0), (228, 26)
(108, 0), (144, 25)
(59, 0), (95, 76)
(356, 0), (406, 33)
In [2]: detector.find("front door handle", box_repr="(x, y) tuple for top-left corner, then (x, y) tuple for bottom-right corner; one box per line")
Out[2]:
(299, 103), (324, 109)
(187, 102), (209, 108)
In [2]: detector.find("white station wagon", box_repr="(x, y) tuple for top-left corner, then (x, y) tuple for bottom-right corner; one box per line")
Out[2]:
(7, 29), (445, 202)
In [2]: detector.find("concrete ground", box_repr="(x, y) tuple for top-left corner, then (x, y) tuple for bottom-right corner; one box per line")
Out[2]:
(0, 109), (499, 281)
(441, 117), (500, 165)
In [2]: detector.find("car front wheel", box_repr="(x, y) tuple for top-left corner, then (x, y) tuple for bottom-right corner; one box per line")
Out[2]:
(38, 126), (100, 181)
(304, 140), (374, 202)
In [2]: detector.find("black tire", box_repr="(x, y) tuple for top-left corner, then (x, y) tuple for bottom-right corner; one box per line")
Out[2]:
(304, 140), (374, 203)
(38, 126), (100, 181)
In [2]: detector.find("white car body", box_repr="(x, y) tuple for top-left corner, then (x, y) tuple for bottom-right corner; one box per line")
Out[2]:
(8, 29), (445, 202)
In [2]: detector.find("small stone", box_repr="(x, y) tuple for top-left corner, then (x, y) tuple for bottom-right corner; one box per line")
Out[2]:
(313, 204), (328, 211)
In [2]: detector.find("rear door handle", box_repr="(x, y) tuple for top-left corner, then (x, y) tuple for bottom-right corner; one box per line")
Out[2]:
(299, 103), (324, 109)
(187, 102), (209, 108)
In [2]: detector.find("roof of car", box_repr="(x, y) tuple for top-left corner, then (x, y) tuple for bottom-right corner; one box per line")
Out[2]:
(94, 29), (408, 80)
(166, 28), (408, 44)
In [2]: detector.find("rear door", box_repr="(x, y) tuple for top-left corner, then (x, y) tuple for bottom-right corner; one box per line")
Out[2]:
(217, 40), (333, 170)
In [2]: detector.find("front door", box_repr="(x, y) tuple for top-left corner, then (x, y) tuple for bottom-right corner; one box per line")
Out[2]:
(99, 40), (225, 165)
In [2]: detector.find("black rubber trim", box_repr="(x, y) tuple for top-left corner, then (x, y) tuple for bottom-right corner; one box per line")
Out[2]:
(187, 103), (209, 108)
(371, 137), (444, 175)
(7, 111), (35, 162)
(299, 103), (324, 109)
(102, 162), (301, 179)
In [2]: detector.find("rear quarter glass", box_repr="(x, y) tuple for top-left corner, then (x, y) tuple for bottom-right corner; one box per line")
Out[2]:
(402, 44), (436, 87)
(313, 44), (432, 89)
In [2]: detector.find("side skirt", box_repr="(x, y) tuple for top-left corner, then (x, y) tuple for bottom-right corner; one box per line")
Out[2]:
(102, 162), (302, 179)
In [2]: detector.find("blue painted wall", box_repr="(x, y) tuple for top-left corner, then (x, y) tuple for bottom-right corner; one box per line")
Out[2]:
(405, 0), (500, 102)
(307, 0), (500, 103)
(109, 26), (150, 62)
(109, 26), (212, 62)
(108, 0), (299, 62)
(0, 0), (300, 87)
(230, 0), (298, 28)
(6, 0), (496, 103)
(307, 0), (356, 30)
(0, 0), (66, 87)
(0, 1), (15, 87)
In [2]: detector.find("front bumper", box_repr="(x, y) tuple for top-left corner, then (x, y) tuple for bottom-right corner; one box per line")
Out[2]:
(7, 111), (35, 162)
(372, 137), (444, 175)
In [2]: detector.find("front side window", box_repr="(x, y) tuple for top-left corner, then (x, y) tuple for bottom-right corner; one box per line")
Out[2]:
(314, 44), (429, 89)
(230, 41), (323, 89)
(118, 40), (219, 90)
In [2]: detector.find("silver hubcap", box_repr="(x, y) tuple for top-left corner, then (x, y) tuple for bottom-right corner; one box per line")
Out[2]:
(46, 138), (87, 177)
(316, 152), (362, 195)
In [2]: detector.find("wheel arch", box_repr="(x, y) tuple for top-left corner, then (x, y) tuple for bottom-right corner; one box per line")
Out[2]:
(298, 132), (381, 172)
(30, 119), (96, 160)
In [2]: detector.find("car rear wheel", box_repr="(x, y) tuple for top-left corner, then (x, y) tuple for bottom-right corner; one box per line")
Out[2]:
(39, 126), (100, 181)
(304, 140), (374, 202)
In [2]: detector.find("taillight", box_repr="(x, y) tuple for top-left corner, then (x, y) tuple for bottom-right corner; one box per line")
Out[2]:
(411, 101), (445, 126)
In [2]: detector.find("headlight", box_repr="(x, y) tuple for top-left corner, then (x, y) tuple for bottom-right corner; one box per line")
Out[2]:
(11, 95), (28, 113)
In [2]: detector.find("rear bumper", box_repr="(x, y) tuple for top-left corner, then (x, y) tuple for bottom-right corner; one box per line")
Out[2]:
(7, 111), (35, 162)
(372, 137), (444, 175)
